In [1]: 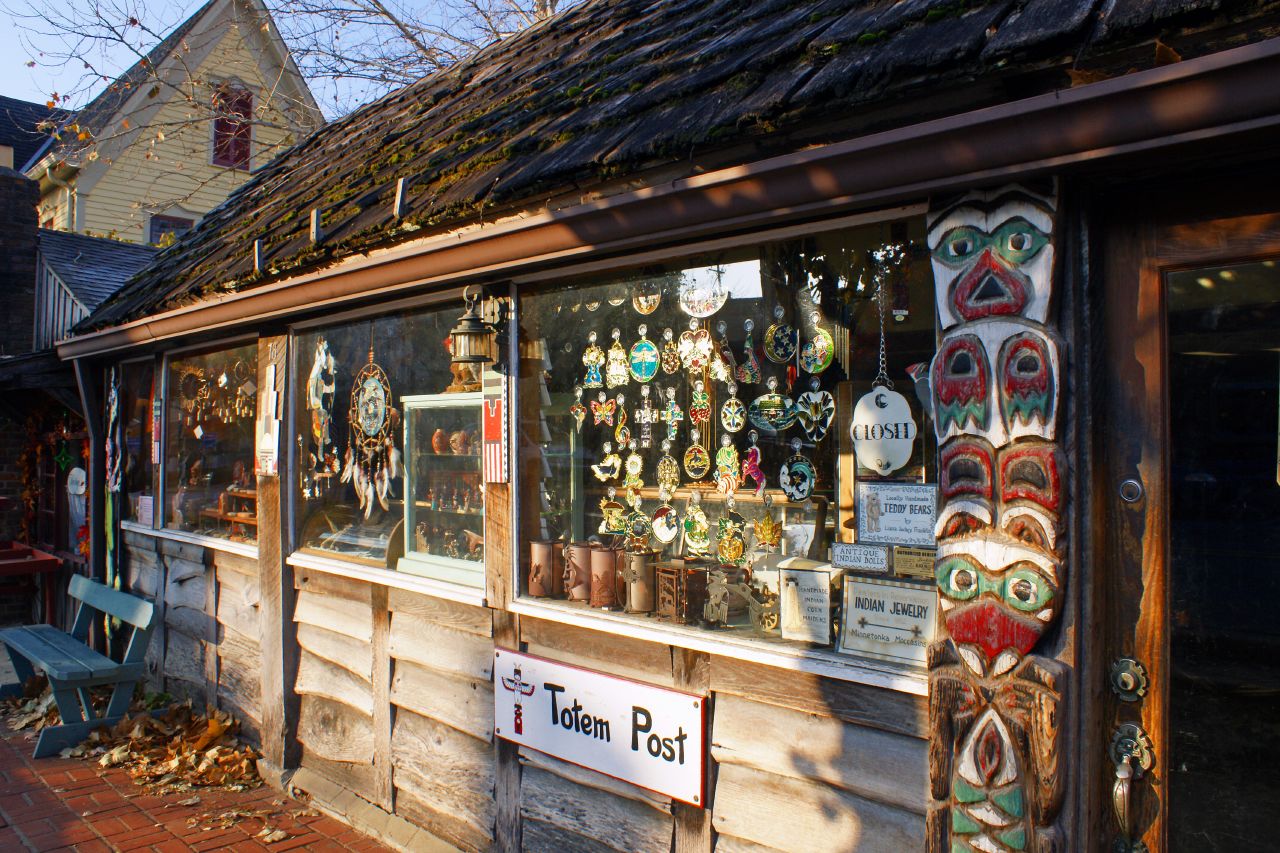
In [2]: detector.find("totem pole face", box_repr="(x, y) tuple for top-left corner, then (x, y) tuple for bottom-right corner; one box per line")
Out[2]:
(928, 188), (1056, 329)
(928, 185), (1064, 676)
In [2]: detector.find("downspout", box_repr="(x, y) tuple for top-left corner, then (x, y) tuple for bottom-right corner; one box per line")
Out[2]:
(45, 166), (76, 231)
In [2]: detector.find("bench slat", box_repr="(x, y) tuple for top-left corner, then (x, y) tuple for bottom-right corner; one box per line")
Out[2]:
(68, 575), (155, 630)
(0, 626), (120, 681)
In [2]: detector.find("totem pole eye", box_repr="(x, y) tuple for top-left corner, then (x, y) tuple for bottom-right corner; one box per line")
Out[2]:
(1008, 232), (1032, 252)
(938, 556), (982, 600)
(938, 226), (983, 263)
(950, 350), (974, 375)
(1015, 354), (1040, 375)
(1002, 566), (1053, 612)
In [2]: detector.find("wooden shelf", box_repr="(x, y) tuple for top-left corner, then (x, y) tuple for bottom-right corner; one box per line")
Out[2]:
(200, 509), (258, 526)
(412, 502), (483, 517)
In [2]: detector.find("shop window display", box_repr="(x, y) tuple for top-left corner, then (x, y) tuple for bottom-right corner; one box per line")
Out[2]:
(518, 218), (941, 664)
(164, 343), (259, 543)
(293, 303), (484, 583)
(120, 360), (155, 523)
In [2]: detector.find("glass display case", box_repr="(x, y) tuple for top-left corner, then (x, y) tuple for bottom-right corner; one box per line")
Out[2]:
(400, 391), (485, 586)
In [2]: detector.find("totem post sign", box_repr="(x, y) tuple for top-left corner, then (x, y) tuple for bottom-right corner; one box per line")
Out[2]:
(493, 649), (707, 805)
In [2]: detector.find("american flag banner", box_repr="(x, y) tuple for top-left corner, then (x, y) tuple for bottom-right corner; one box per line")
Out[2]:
(482, 366), (508, 483)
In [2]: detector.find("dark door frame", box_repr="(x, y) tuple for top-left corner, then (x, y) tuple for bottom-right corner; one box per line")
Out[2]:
(1088, 181), (1280, 851)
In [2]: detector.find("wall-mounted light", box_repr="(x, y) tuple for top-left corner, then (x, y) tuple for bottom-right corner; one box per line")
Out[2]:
(449, 286), (496, 365)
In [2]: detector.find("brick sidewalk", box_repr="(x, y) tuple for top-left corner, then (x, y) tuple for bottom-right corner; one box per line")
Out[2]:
(0, 725), (392, 852)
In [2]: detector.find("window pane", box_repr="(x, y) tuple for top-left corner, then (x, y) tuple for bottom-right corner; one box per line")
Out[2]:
(164, 343), (258, 543)
(212, 87), (252, 169)
(120, 360), (155, 523)
(517, 218), (938, 659)
(294, 302), (483, 583)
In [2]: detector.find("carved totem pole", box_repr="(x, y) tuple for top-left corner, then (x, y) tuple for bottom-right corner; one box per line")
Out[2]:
(925, 184), (1066, 853)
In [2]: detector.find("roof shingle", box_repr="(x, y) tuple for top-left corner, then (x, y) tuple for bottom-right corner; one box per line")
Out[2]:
(38, 230), (158, 311)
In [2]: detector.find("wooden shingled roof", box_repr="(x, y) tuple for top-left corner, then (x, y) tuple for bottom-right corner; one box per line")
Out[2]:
(84, 0), (1280, 331)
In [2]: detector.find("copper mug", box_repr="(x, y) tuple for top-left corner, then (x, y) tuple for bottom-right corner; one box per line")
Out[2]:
(564, 541), (592, 601)
(622, 549), (657, 614)
(589, 544), (624, 609)
(529, 540), (562, 598)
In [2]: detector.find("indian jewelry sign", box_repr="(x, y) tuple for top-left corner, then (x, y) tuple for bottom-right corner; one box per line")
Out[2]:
(494, 649), (707, 805)
(838, 576), (936, 666)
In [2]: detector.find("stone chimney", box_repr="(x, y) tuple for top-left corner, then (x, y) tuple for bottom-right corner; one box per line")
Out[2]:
(0, 167), (40, 356)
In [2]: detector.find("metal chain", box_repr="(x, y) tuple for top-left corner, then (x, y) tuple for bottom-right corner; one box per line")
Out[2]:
(874, 261), (893, 389)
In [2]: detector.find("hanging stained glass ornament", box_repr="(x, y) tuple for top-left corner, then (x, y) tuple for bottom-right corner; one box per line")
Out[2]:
(683, 492), (711, 558)
(720, 381), (745, 433)
(635, 384), (656, 448)
(592, 441), (622, 482)
(717, 499), (748, 567)
(614, 393), (631, 446)
(753, 494), (783, 553)
(306, 337), (340, 484)
(341, 346), (401, 519)
(659, 387), (684, 442)
(678, 320), (714, 372)
(608, 294), (627, 307)
(678, 264), (729, 317)
(763, 305), (798, 364)
(712, 320), (737, 383)
(605, 328), (630, 388)
(652, 487), (681, 545)
(633, 280), (662, 315)
(656, 439), (681, 492)
(582, 331), (604, 388)
(628, 324), (659, 383)
(660, 328), (681, 374)
(569, 385), (587, 433)
(741, 430), (766, 497)
(794, 377), (836, 443)
(689, 380), (711, 428)
(748, 376), (795, 434)
(799, 312), (835, 375)
(105, 368), (122, 493)
(780, 438), (816, 503)
(714, 434), (740, 497)
(626, 493), (653, 549)
(591, 391), (616, 427)
(599, 487), (628, 535)
(683, 427), (711, 481)
(54, 441), (74, 472)
(623, 440), (644, 501)
(736, 319), (763, 385)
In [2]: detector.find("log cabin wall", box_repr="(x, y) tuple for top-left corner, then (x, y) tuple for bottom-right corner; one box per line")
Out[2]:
(120, 529), (264, 742)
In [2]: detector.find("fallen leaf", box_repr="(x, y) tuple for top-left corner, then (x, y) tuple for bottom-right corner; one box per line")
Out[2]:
(257, 829), (288, 843)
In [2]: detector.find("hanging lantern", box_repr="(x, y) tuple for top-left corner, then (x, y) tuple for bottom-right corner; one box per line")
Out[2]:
(449, 287), (496, 364)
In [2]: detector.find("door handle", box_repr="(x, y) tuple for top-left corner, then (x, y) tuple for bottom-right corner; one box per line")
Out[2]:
(1109, 723), (1154, 852)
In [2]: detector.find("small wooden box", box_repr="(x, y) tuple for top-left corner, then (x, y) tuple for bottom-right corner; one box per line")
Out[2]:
(655, 560), (710, 625)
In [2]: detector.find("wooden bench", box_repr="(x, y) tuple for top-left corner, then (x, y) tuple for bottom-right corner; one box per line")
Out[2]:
(0, 575), (157, 758)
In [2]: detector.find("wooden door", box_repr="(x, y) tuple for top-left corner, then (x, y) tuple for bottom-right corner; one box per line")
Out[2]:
(1097, 206), (1280, 851)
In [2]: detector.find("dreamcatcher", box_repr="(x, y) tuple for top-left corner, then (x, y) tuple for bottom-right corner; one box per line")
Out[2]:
(341, 345), (401, 518)
(306, 337), (340, 494)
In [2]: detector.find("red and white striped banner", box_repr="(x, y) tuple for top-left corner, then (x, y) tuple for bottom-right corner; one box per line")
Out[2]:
(482, 367), (508, 483)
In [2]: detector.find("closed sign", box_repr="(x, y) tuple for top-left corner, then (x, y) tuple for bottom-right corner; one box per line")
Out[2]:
(851, 387), (917, 475)
(494, 649), (706, 805)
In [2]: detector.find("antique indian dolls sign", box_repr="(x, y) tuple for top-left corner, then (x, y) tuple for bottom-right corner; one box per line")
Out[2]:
(494, 649), (707, 805)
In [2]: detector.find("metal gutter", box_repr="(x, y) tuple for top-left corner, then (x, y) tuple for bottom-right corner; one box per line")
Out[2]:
(58, 36), (1280, 360)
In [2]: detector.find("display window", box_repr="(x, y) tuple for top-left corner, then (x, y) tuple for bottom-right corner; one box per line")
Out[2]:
(119, 360), (155, 524)
(163, 342), (259, 543)
(292, 302), (485, 586)
(517, 216), (941, 665)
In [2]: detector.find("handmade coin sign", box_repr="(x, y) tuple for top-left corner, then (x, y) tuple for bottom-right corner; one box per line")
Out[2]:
(851, 385), (917, 475)
(892, 545), (936, 580)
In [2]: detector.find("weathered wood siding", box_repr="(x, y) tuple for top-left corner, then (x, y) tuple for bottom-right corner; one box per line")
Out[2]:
(388, 588), (495, 852)
(120, 530), (264, 742)
(708, 659), (928, 852)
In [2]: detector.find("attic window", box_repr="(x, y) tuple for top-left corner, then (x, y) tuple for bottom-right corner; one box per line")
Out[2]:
(212, 85), (253, 169)
(150, 214), (194, 245)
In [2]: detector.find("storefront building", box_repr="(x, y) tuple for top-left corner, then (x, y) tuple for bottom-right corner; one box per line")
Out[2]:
(53, 2), (1280, 851)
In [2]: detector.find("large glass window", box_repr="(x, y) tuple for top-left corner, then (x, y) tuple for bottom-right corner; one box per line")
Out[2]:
(120, 360), (155, 523)
(164, 343), (258, 543)
(293, 302), (484, 584)
(518, 217), (940, 663)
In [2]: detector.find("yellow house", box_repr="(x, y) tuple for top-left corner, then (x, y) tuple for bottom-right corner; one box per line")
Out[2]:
(24, 0), (322, 245)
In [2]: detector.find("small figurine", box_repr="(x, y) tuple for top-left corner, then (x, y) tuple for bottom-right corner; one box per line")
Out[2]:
(741, 430), (766, 497)
(431, 427), (449, 454)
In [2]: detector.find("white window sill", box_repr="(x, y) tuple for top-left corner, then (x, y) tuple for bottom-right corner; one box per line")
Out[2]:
(121, 520), (259, 560)
(508, 596), (928, 696)
(286, 550), (488, 608)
